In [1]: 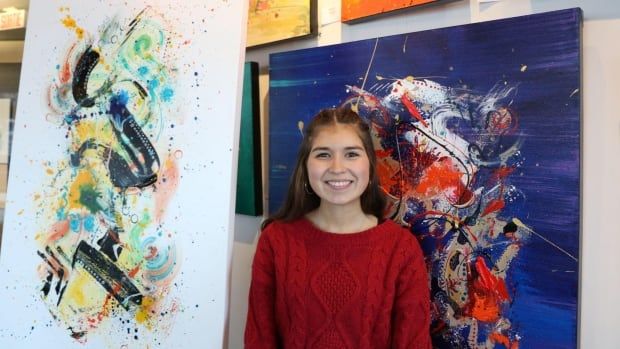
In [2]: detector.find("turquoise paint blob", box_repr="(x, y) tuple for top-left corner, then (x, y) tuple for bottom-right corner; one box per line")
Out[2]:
(161, 88), (174, 102)
(69, 214), (80, 232)
(138, 66), (150, 76)
(134, 35), (152, 55)
(141, 236), (176, 282)
(83, 215), (95, 232)
(56, 207), (67, 221)
(148, 79), (160, 91)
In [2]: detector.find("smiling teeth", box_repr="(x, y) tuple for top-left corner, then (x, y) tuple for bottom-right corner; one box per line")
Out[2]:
(327, 181), (351, 188)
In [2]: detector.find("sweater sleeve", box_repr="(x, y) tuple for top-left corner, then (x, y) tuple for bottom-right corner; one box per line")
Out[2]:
(244, 227), (281, 349)
(391, 236), (432, 349)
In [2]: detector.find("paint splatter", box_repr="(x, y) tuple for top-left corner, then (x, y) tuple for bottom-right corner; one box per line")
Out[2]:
(36, 7), (183, 343)
(343, 76), (529, 348)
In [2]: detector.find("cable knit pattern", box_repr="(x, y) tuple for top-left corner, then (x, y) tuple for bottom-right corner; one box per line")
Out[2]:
(244, 218), (432, 349)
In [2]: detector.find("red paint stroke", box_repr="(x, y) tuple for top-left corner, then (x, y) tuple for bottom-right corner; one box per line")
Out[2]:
(487, 107), (519, 135)
(489, 166), (515, 184)
(481, 198), (505, 217)
(59, 42), (79, 84)
(415, 158), (472, 206)
(401, 93), (429, 127)
(375, 149), (392, 158)
(128, 264), (141, 278)
(467, 257), (509, 323)
(490, 332), (520, 349)
(46, 219), (70, 243)
(154, 156), (180, 223)
(376, 158), (399, 190)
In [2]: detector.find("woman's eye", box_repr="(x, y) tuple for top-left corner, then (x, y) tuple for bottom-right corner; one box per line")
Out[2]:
(315, 152), (330, 159)
(346, 152), (361, 158)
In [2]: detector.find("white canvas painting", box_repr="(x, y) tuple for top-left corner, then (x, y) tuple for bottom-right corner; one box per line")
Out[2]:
(0, 1), (247, 348)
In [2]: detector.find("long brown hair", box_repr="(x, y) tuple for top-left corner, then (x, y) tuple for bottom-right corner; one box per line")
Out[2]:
(262, 107), (386, 229)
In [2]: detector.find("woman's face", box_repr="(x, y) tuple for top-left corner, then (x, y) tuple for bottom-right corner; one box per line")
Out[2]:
(306, 124), (370, 210)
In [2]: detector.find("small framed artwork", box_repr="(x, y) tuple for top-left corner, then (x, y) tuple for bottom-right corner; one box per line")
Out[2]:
(247, 0), (316, 47)
(342, 0), (440, 22)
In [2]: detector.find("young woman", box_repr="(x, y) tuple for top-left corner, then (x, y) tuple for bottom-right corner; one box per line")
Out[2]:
(244, 108), (431, 349)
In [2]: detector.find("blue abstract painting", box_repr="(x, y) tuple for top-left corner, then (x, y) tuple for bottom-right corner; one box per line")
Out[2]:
(269, 8), (581, 348)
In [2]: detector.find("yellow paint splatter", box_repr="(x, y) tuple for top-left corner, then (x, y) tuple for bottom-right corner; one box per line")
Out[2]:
(75, 121), (99, 141)
(63, 272), (89, 307)
(68, 170), (95, 210)
(61, 15), (85, 40)
(135, 296), (155, 327)
(61, 15), (76, 28)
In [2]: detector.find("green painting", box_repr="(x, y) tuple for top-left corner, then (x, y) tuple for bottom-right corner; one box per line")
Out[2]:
(236, 62), (262, 215)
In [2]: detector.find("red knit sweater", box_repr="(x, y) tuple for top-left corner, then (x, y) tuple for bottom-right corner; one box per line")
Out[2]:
(244, 218), (432, 349)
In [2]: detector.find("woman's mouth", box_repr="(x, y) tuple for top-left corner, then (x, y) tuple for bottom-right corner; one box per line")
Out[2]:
(325, 180), (353, 189)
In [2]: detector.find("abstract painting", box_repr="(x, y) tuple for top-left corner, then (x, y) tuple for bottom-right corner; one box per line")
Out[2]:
(236, 62), (263, 216)
(0, 1), (247, 348)
(269, 8), (581, 348)
(247, 0), (314, 47)
(342, 0), (439, 22)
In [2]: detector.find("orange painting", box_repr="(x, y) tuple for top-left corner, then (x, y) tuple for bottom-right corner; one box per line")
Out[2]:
(342, 0), (437, 22)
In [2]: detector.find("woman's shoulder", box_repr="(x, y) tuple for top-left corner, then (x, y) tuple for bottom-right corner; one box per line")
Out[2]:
(377, 219), (424, 254)
(262, 218), (303, 232)
(259, 218), (305, 241)
(377, 219), (413, 238)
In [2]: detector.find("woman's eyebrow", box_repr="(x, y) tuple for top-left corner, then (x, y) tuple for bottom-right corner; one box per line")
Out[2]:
(310, 146), (331, 152)
(311, 145), (364, 152)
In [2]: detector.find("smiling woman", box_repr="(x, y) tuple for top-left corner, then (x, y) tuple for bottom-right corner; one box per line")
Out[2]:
(245, 107), (432, 348)
(306, 123), (371, 221)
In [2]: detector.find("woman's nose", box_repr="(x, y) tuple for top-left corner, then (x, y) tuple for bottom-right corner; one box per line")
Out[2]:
(329, 155), (346, 173)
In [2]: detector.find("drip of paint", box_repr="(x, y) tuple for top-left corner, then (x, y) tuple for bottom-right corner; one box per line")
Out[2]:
(297, 120), (304, 136)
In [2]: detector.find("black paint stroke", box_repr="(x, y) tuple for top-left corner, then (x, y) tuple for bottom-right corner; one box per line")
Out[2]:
(72, 46), (99, 108)
(71, 240), (142, 310)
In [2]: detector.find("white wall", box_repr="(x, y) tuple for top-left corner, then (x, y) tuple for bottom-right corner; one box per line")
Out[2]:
(230, 0), (620, 348)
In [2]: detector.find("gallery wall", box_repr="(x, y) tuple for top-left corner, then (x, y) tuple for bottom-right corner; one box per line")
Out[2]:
(230, 0), (620, 348)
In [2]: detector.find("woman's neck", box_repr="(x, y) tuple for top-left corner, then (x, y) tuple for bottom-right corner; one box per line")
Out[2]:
(306, 203), (378, 234)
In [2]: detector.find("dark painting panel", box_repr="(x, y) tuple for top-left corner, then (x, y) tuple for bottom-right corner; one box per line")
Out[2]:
(236, 62), (263, 216)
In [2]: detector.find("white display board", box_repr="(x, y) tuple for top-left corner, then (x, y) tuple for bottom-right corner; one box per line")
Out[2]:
(0, 1), (247, 348)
